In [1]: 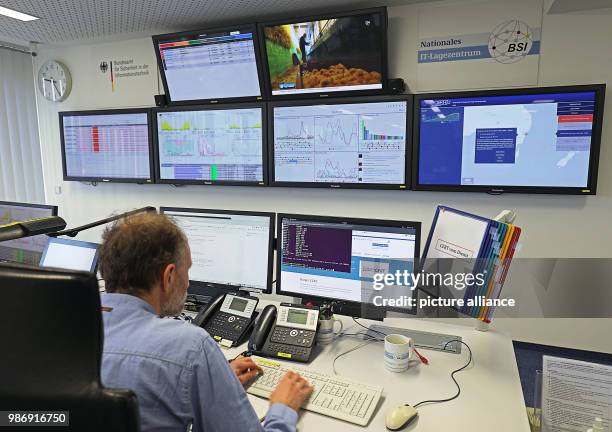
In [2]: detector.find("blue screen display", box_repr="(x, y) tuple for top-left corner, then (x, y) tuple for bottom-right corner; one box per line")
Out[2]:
(417, 91), (597, 188)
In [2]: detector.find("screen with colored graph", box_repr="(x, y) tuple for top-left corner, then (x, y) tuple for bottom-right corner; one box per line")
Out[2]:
(60, 109), (153, 182)
(261, 8), (387, 97)
(155, 105), (265, 184)
(271, 98), (408, 188)
(0, 201), (57, 266)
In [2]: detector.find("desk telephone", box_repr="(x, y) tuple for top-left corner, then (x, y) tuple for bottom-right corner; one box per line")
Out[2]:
(248, 303), (319, 362)
(193, 293), (259, 347)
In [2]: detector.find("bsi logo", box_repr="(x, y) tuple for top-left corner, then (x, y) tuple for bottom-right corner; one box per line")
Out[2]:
(488, 20), (534, 64)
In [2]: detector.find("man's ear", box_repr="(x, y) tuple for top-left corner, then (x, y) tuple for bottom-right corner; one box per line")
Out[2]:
(161, 263), (177, 294)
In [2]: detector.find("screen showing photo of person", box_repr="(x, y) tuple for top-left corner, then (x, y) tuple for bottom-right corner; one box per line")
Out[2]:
(263, 10), (385, 96)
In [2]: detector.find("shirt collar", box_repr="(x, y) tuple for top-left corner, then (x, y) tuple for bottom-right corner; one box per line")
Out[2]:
(100, 292), (157, 315)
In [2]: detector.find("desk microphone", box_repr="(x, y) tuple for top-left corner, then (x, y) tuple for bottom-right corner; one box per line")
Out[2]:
(0, 216), (67, 242)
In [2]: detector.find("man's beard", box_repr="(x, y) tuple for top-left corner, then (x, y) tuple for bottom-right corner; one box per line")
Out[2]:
(160, 288), (187, 317)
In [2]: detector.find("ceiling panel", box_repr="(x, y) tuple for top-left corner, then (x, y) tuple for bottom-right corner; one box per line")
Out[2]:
(0, 0), (430, 46)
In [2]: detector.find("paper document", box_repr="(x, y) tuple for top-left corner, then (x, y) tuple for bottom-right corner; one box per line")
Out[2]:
(542, 355), (612, 432)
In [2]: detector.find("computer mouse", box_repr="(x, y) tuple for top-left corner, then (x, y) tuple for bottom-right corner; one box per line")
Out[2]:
(385, 404), (418, 431)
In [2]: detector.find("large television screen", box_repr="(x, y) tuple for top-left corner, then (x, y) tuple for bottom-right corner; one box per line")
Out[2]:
(153, 25), (264, 104)
(59, 109), (153, 183)
(154, 104), (266, 185)
(413, 85), (606, 194)
(270, 96), (410, 189)
(260, 8), (387, 98)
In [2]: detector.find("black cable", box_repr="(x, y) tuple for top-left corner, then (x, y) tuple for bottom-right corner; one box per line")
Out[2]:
(352, 317), (387, 337)
(412, 340), (473, 408)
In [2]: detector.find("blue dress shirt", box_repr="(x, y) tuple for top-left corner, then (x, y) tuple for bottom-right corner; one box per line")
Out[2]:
(100, 293), (297, 432)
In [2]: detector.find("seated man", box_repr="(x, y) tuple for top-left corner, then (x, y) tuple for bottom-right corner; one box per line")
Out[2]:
(98, 212), (313, 432)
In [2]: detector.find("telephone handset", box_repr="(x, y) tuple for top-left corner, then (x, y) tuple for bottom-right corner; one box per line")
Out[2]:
(248, 303), (319, 363)
(193, 293), (259, 347)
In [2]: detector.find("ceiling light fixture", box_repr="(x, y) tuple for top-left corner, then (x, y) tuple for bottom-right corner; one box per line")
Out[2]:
(0, 5), (39, 21)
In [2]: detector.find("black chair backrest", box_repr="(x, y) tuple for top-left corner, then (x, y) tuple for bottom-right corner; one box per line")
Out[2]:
(0, 263), (139, 431)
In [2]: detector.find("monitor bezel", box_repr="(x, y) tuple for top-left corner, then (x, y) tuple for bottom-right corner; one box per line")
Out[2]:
(0, 201), (58, 216)
(258, 7), (389, 101)
(160, 207), (275, 294)
(59, 108), (155, 184)
(39, 237), (100, 273)
(276, 212), (421, 317)
(268, 94), (412, 189)
(152, 102), (268, 186)
(152, 23), (267, 106)
(411, 84), (606, 195)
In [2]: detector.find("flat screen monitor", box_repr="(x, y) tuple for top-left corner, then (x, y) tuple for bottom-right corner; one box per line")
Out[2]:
(260, 7), (387, 99)
(154, 104), (267, 185)
(413, 84), (606, 194)
(160, 207), (274, 296)
(270, 96), (410, 188)
(0, 201), (58, 266)
(59, 109), (154, 183)
(39, 238), (99, 273)
(277, 214), (421, 317)
(153, 24), (265, 104)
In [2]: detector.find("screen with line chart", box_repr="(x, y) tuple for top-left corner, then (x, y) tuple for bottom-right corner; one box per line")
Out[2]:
(60, 110), (153, 182)
(155, 106), (265, 184)
(272, 99), (408, 187)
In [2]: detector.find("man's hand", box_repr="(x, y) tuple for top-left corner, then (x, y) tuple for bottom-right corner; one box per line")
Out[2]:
(269, 371), (314, 412)
(230, 356), (263, 385)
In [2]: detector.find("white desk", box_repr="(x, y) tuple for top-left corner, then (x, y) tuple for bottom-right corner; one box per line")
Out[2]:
(219, 300), (531, 432)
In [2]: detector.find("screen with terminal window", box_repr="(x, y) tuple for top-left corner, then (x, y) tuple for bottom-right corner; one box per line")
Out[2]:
(277, 215), (419, 312)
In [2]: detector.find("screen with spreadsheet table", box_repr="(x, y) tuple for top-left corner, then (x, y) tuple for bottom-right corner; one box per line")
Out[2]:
(155, 105), (265, 184)
(153, 25), (263, 103)
(0, 201), (57, 266)
(271, 98), (409, 188)
(160, 208), (274, 293)
(60, 109), (153, 182)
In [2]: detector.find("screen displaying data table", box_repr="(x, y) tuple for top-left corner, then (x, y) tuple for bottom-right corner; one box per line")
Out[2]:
(61, 112), (152, 180)
(273, 100), (407, 185)
(156, 29), (261, 101)
(156, 107), (264, 183)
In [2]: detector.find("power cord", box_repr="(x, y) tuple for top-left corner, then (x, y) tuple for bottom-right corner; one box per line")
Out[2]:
(412, 340), (473, 408)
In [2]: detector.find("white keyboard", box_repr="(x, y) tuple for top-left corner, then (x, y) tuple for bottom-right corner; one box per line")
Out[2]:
(246, 356), (383, 426)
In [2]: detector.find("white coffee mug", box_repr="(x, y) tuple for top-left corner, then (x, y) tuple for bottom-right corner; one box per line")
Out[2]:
(384, 334), (414, 372)
(316, 317), (343, 345)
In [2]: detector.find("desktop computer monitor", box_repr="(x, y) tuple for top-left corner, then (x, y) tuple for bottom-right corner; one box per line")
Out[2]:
(160, 207), (275, 299)
(276, 214), (421, 317)
(0, 201), (58, 266)
(39, 238), (99, 273)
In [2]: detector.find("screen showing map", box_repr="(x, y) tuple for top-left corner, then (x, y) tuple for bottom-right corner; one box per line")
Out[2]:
(272, 100), (407, 185)
(156, 107), (264, 183)
(417, 91), (597, 188)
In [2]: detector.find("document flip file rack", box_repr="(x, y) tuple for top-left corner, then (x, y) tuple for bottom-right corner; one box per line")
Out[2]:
(421, 206), (521, 323)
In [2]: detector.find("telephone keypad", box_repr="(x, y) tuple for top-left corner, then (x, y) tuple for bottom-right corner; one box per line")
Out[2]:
(270, 327), (315, 347)
(204, 311), (248, 343)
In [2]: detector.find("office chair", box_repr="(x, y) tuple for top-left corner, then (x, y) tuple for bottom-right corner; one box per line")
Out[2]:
(0, 263), (140, 431)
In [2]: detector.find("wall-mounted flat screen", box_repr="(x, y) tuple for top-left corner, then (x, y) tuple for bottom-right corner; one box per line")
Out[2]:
(413, 85), (606, 194)
(260, 7), (387, 99)
(270, 96), (410, 189)
(154, 104), (266, 185)
(59, 109), (153, 183)
(153, 25), (264, 104)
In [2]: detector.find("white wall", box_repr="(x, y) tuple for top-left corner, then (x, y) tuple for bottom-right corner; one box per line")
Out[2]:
(32, 1), (612, 353)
